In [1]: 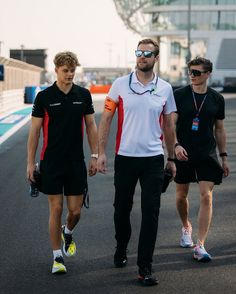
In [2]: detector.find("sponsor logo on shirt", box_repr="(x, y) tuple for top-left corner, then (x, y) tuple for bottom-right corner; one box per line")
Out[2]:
(73, 101), (83, 105)
(49, 103), (61, 107)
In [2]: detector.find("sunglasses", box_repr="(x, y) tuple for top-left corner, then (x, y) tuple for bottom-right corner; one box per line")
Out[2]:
(135, 50), (155, 58)
(188, 69), (208, 77)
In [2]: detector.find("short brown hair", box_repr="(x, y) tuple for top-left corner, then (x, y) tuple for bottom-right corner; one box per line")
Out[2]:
(188, 57), (213, 73)
(137, 38), (159, 56)
(53, 51), (80, 67)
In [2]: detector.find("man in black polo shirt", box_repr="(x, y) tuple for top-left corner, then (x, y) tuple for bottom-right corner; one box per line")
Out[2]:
(174, 57), (229, 262)
(27, 51), (98, 274)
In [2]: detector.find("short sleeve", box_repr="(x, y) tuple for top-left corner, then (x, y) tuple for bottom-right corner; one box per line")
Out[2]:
(107, 78), (121, 103)
(163, 84), (177, 114)
(32, 92), (45, 118)
(84, 89), (95, 115)
(216, 94), (225, 120)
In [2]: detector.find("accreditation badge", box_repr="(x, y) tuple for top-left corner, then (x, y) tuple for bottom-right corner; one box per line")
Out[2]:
(192, 117), (199, 131)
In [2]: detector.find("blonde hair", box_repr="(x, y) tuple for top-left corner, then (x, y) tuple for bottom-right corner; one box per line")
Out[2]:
(53, 51), (80, 67)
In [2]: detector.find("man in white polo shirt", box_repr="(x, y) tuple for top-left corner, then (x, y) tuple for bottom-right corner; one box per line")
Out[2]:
(97, 39), (177, 286)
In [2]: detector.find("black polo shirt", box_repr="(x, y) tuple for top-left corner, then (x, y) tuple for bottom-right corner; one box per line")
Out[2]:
(174, 85), (225, 162)
(32, 82), (94, 161)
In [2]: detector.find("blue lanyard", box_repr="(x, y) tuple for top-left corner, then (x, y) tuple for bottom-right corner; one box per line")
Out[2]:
(129, 72), (158, 95)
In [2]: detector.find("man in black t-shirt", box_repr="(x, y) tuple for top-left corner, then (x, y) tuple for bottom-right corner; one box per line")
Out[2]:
(27, 52), (98, 274)
(173, 57), (229, 262)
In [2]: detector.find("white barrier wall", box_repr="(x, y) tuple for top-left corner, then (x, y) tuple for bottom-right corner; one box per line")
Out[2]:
(0, 89), (24, 115)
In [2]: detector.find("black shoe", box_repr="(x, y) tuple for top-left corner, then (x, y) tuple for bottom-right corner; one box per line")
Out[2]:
(138, 267), (159, 286)
(114, 247), (128, 268)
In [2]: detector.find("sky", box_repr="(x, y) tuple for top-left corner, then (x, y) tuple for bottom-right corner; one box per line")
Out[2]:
(0, 0), (141, 71)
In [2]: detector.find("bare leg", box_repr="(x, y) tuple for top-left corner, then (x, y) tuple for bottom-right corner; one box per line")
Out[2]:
(176, 183), (191, 228)
(66, 195), (84, 231)
(197, 181), (214, 246)
(48, 195), (63, 250)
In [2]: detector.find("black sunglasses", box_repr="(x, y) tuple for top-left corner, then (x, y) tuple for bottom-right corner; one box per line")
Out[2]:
(188, 69), (208, 77)
(135, 50), (155, 58)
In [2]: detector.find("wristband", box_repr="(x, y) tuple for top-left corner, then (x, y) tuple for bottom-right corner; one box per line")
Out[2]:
(167, 157), (175, 162)
(219, 152), (227, 157)
(91, 154), (98, 159)
(174, 143), (181, 148)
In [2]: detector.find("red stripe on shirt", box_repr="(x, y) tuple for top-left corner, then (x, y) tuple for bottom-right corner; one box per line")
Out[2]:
(159, 113), (163, 141)
(115, 96), (124, 154)
(40, 110), (49, 160)
(82, 115), (84, 138)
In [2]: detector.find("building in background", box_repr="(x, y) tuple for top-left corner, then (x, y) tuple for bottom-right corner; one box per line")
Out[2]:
(10, 49), (47, 84)
(113, 0), (236, 88)
(83, 67), (131, 85)
(10, 49), (47, 68)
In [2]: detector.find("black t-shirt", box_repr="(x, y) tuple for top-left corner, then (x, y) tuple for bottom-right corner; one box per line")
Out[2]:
(32, 82), (94, 161)
(174, 85), (225, 161)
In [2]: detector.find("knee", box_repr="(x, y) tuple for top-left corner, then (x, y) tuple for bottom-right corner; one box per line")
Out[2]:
(68, 207), (82, 219)
(176, 184), (189, 201)
(114, 198), (133, 213)
(50, 203), (63, 217)
(201, 191), (212, 206)
(176, 193), (188, 203)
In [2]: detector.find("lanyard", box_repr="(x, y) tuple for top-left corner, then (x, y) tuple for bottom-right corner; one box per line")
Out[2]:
(129, 72), (158, 95)
(191, 90), (207, 117)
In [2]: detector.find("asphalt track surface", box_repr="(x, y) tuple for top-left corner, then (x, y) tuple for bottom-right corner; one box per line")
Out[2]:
(0, 96), (235, 294)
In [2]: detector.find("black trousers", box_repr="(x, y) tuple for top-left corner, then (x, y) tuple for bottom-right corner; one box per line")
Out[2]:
(114, 154), (164, 270)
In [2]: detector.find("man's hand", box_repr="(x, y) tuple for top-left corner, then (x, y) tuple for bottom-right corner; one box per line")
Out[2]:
(88, 158), (97, 176)
(165, 161), (176, 179)
(175, 145), (188, 161)
(27, 163), (36, 182)
(222, 158), (230, 177)
(97, 154), (107, 174)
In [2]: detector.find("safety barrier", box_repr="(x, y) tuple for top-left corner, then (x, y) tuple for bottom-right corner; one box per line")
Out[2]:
(89, 84), (111, 94)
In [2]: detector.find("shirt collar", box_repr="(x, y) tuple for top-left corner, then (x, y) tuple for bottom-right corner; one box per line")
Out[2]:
(53, 82), (76, 95)
(132, 71), (157, 86)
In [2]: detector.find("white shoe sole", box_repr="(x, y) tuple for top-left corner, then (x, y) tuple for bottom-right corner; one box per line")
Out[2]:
(180, 241), (194, 248)
(52, 265), (67, 274)
(193, 254), (212, 262)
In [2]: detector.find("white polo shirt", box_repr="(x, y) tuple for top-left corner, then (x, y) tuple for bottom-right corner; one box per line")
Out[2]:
(108, 71), (176, 157)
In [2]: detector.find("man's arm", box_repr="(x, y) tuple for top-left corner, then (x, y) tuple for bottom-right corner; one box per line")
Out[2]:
(215, 119), (229, 177)
(84, 114), (98, 176)
(173, 112), (188, 161)
(162, 112), (177, 177)
(27, 117), (43, 182)
(97, 109), (115, 174)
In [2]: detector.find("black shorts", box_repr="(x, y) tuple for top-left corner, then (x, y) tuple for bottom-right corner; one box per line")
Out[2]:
(175, 157), (223, 185)
(39, 159), (87, 196)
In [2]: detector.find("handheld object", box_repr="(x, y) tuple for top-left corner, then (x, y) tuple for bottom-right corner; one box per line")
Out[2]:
(162, 169), (173, 193)
(29, 163), (41, 197)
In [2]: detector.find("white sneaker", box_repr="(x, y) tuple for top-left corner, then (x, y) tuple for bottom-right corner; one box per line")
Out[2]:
(193, 244), (212, 262)
(180, 226), (194, 248)
(52, 256), (67, 274)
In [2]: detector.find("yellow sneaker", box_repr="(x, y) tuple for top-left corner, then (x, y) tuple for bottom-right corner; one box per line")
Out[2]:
(52, 256), (67, 274)
(61, 225), (77, 257)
